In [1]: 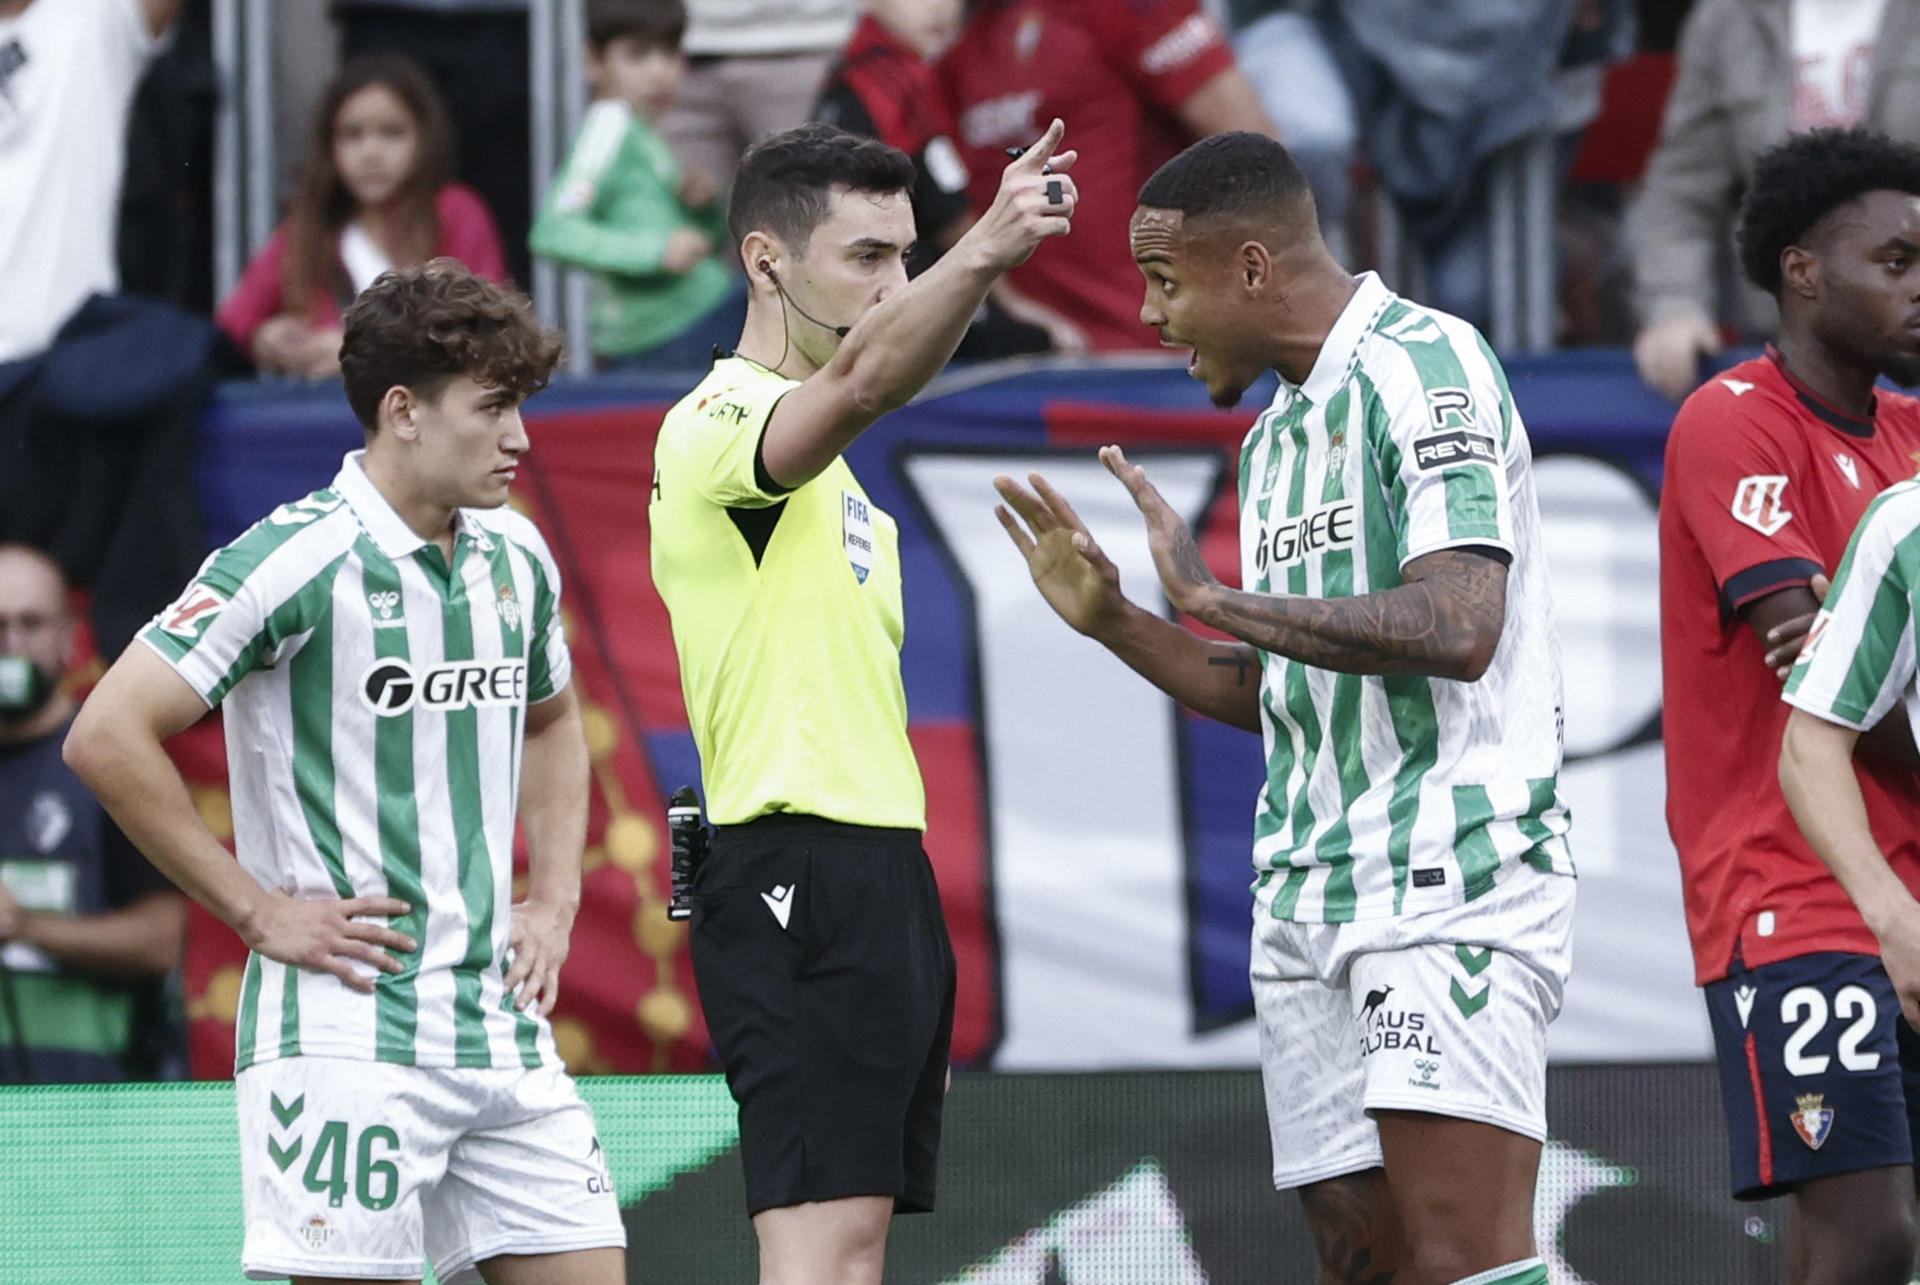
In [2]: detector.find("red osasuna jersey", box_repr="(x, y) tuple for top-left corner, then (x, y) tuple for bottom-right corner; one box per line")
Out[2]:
(936, 0), (1235, 351)
(1661, 349), (1920, 984)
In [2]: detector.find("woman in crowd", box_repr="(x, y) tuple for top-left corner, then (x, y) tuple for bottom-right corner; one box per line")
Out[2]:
(216, 53), (508, 377)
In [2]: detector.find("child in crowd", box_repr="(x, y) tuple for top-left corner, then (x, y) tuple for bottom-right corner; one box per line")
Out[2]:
(530, 0), (742, 371)
(217, 54), (508, 378)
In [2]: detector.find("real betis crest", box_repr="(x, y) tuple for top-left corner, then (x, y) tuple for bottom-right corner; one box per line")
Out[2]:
(496, 581), (521, 631)
(1259, 420), (1285, 499)
(1327, 426), (1347, 477)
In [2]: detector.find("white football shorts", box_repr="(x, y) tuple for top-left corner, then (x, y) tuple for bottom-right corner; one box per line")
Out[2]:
(1251, 865), (1576, 1190)
(236, 1056), (624, 1282)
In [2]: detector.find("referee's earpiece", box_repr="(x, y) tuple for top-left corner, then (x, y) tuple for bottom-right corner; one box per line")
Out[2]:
(760, 259), (851, 338)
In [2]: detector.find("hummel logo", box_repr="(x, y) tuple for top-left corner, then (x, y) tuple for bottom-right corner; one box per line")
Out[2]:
(761, 884), (794, 929)
(368, 590), (405, 628)
(1735, 984), (1757, 1029)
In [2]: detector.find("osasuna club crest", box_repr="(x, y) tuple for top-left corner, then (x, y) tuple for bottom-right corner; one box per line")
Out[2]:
(1791, 1092), (1834, 1150)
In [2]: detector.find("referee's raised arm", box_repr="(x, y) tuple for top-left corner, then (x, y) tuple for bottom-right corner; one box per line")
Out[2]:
(749, 118), (1078, 489)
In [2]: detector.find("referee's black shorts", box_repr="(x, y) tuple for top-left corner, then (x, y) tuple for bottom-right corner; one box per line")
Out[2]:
(689, 814), (957, 1216)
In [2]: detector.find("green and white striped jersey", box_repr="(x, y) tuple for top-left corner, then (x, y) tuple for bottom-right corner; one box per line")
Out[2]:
(1243, 273), (1574, 923)
(140, 453), (571, 1072)
(1785, 478), (1920, 734)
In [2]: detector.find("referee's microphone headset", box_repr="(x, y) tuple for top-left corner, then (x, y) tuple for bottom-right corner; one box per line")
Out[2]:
(760, 260), (852, 338)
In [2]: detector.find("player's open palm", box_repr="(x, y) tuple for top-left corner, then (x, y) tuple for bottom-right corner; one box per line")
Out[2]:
(1102, 445), (1219, 616)
(995, 472), (1125, 637)
(247, 892), (415, 993)
(503, 898), (575, 1017)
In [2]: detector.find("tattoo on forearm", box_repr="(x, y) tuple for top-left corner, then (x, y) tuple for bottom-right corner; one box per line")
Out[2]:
(1206, 648), (1258, 686)
(1203, 549), (1506, 677)
(1300, 1174), (1399, 1285)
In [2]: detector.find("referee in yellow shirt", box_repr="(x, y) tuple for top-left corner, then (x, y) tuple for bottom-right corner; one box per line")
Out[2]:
(650, 121), (1077, 1283)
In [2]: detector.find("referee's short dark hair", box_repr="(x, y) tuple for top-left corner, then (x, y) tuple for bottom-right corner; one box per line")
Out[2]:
(1737, 126), (1920, 296)
(587, 0), (686, 54)
(727, 124), (917, 257)
(340, 259), (564, 432)
(1138, 130), (1316, 228)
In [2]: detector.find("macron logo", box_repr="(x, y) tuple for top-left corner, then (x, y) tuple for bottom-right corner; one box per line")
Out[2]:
(1721, 379), (1755, 396)
(761, 884), (794, 930)
(1735, 985), (1757, 1029)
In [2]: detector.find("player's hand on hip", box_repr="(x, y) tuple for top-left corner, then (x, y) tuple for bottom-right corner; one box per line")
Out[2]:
(1764, 573), (1832, 678)
(995, 470), (1128, 637)
(245, 892), (415, 994)
(1875, 905), (1920, 1029)
(970, 118), (1078, 272)
(1101, 445), (1220, 617)
(503, 897), (576, 1017)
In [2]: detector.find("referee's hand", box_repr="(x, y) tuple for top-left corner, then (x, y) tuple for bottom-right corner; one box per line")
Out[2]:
(966, 118), (1079, 273)
(243, 891), (415, 994)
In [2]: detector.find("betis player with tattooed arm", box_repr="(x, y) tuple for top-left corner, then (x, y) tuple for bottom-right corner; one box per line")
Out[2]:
(63, 262), (627, 1285)
(997, 132), (1573, 1285)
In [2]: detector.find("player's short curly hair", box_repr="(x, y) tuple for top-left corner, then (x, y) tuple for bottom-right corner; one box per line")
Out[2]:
(1737, 126), (1920, 296)
(340, 259), (564, 432)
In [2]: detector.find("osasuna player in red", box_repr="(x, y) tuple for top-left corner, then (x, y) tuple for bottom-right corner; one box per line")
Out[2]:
(936, 0), (1273, 351)
(1661, 127), (1920, 1284)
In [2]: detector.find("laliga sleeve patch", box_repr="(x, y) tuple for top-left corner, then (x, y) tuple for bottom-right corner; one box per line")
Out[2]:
(160, 586), (229, 641)
(1731, 475), (1794, 536)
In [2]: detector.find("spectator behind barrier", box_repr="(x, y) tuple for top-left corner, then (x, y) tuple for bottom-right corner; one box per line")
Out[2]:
(217, 53), (508, 379)
(0, 544), (186, 1084)
(938, 0), (1278, 352)
(1320, 0), (1620, 331)
(812, 0), (1061, 358)
(530, 0), (745, 371)
(0, 0), (219, 662)
(1627, 0), (1920, 402)
(661, 0), (857, 197)
(1218, 0), (1356, 259)
(335, 0), (535, 289)
(0, 0), (179, 364)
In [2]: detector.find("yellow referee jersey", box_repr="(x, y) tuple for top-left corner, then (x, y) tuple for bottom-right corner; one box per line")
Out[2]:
(649, 356), (926, 829)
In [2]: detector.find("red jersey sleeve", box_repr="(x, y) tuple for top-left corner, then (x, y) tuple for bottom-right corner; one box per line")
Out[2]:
(1089, 0), (1236, 113)
(1667, 380), (1825, 613)
(215, 223), (292, 353)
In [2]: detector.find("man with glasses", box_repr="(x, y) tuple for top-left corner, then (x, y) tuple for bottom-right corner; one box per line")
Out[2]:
(0, 542), (185, 1082)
